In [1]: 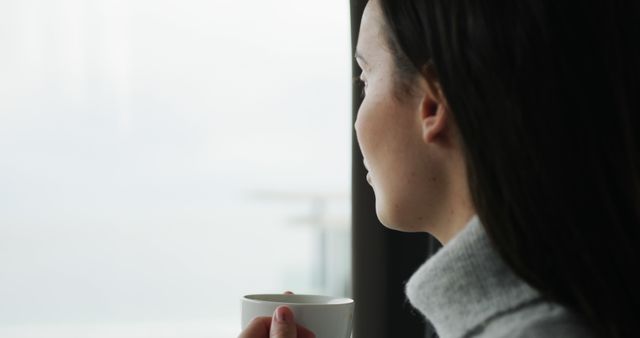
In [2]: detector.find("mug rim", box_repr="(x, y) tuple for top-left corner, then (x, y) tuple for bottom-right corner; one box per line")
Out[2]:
(243, 293), (354, 306)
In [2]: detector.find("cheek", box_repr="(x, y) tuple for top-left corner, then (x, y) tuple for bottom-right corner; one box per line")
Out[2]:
(356, 96), (430, 230)
(355, 98), (385, 161)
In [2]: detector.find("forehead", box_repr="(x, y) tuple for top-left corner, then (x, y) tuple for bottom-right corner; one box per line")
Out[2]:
(356, 2), (385, 57)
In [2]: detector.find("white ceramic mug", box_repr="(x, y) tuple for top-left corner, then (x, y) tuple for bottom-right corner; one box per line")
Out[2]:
(241, 294), (354, 338)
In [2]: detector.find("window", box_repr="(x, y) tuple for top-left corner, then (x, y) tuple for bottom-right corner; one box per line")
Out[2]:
(0, 0), (351, 337)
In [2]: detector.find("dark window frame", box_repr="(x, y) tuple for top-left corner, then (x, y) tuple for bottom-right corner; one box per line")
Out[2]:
(350, 1), (441, 337)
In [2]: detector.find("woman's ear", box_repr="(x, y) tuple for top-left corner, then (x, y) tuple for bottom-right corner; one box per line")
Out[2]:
(421, 96), (448, 144)
(420, 66), (449, 144)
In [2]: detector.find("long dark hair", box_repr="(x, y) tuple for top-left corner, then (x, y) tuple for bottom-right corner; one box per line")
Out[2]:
(376, 0), (640, 337)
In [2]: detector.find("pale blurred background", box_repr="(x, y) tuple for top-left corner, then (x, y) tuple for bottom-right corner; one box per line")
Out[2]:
(0, 0), (352, 337)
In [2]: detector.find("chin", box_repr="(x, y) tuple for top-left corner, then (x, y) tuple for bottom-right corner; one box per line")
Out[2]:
(375, 203), (424, 233)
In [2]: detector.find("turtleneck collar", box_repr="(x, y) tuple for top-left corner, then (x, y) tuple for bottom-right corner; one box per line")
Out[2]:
(405, 215), (542, 338)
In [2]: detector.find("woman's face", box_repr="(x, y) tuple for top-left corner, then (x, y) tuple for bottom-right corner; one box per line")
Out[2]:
(354, 1), (451, 233)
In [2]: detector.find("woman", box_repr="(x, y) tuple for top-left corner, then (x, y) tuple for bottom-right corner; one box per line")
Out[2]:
(240, 0), (640, 337)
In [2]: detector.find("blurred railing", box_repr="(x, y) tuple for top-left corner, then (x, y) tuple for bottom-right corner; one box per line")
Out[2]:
(250, 190), (352, 297)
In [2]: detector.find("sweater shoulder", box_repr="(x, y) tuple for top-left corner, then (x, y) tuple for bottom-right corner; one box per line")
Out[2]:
(473, 300), (596, 338)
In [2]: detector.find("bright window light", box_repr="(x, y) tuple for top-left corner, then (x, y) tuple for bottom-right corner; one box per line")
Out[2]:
(0, 0), (352, 337)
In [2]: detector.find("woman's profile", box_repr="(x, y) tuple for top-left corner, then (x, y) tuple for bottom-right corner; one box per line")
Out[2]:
(239, 0), (640, 337)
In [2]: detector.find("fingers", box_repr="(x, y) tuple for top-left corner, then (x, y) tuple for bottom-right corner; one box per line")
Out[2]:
(278, 292), (315, 337)
(237, 316), (315, 338)
(270, 306), (298, 338)
(237, 316), (271, 338)
(238, 297), (315, 338)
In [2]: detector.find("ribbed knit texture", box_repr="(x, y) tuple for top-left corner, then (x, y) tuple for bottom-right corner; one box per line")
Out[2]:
(405, 215), (595, 338)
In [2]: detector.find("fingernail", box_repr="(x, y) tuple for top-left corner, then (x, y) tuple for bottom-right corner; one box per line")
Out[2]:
(275, 306), (292, 323)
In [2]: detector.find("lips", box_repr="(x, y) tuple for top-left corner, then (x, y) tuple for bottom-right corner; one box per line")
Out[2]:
(363, 159), (372, 185)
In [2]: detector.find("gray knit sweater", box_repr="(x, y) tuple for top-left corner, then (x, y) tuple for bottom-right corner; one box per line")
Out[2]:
(405, 215), (596, 338)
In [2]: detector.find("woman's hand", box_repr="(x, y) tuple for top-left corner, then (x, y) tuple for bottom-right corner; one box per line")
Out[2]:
(237, 306), (316, 338)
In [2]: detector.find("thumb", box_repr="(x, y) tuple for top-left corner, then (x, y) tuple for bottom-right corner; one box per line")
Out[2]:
(269, 306), (297, 338)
